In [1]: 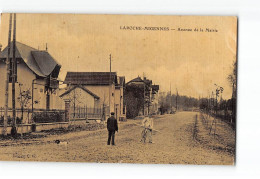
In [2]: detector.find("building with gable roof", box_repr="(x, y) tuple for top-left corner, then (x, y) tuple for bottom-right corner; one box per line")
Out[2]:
(59, 85), (100, 109)
(63, 72), (125, 120)
(0, 41), (63, 112)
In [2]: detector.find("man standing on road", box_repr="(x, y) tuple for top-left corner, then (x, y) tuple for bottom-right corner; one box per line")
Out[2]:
(141, 115), (154, 143)
(107, 112), (118, 145)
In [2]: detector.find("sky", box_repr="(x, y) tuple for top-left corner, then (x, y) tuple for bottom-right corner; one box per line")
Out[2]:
(0, 13), (237, 99)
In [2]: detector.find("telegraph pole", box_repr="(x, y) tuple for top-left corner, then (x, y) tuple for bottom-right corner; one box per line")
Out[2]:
(211, 91), (214, 114)
(3, 14), (13, 136)
(143, 73), (145, 115)
(170, 83), (172, 112)
(176, 88), (178, 111)
(215, 90), (218, 115)
(208, 93), (210, 114)
(11, 13), (17, 135)
(109, 54), (111, 115)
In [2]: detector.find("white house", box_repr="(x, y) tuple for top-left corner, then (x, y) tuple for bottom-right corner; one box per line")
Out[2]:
(0, 41), (63, 121)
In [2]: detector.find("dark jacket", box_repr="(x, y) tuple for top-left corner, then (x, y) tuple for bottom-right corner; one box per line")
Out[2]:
(107, 116), (118, 131)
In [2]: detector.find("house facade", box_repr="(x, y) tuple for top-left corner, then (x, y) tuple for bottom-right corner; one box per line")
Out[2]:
(0, 42), (63, 117)
(59, 85), (100, 109)
(115, 76), (126, 120)
(124, 76), (159, 118)
(63, 72), (125, 120)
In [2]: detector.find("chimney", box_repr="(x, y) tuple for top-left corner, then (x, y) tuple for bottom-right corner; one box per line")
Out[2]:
(0, 43), (2, 52)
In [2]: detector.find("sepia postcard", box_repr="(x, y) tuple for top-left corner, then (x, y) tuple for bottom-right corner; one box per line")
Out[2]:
(0, 13), (237, 165)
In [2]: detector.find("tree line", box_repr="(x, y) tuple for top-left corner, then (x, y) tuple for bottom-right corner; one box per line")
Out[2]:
(158, 93), (199, 114)
(158, 60), (237, 127)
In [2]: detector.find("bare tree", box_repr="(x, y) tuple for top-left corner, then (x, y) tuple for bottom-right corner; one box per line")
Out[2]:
(17, 83), (32, 123)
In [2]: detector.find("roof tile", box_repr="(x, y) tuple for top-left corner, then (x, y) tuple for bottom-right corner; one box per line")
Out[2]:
(64, 72), (118, 85)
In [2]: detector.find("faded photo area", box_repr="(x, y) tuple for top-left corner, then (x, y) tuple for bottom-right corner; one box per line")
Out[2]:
(0, 13), (237, 165)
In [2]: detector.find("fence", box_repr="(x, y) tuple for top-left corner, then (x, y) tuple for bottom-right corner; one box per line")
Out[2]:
(69, 106), (108, 120)
(0, 107), (66, 125)
(1, 104), (111, 126)
(0, 107), (32, 125)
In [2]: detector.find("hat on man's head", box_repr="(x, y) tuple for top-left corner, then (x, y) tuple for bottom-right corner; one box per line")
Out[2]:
(111, 112), (115, 115)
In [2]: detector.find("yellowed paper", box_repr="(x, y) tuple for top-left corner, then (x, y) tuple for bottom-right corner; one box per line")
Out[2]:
(0, 13), (237, 165)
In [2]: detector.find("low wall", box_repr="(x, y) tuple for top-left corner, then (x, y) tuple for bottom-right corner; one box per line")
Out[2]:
(0, 122), (69, 135)
(34, 122), (69, 132)
(0, 118), (105, 135)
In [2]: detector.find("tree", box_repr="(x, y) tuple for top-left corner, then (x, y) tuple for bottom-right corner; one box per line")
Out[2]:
(124, 85), (144, 118)
(227, 61), (237, 99)
(17, 83), (32, 122)
(227, 60), (237, 125)
(159, 92), (200, 113)
(199, 98), (208, 110)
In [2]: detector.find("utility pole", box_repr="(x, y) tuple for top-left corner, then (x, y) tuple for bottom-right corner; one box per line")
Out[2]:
(3, 13), (12, 136)
(148, 86), (150, 115)
(208, 93), (210, 114)
(11, 13), (17, 135)
(215, 90), (218, 115)
(109, 54), (111, 115)
(198, 95), (200, 107)
(211, 91), (214, 115)
(143, 72), (145, 115)
(170, 83), (172, 113)
(176, 88), (178, 111)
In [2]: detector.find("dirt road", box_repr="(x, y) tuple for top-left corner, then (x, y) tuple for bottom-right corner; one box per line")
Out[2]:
(0, 111), (235, 165)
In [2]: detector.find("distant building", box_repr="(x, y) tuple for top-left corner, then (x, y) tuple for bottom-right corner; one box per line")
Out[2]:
(0, 41), (63, 112)
(151, 84), (159, 114)
(124, 76), (159, 118)
(63, 72), (125, 120)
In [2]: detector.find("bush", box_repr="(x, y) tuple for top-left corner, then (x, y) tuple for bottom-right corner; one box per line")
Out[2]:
(0, 115), (22, 125)
(32, 111), (65, 123)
